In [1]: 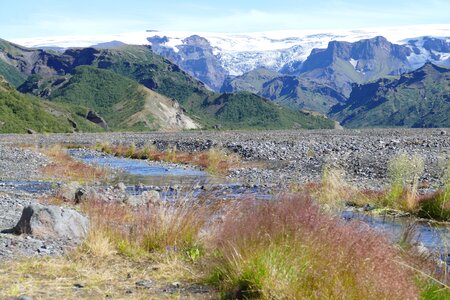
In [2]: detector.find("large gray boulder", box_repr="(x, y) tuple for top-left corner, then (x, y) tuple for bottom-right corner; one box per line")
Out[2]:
(3, 204), (89, 242)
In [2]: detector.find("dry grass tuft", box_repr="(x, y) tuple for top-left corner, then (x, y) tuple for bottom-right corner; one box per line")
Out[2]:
(40, 145), (108, 183)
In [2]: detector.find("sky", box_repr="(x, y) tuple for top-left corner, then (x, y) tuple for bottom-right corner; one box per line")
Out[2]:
(1, 0), (449, 39)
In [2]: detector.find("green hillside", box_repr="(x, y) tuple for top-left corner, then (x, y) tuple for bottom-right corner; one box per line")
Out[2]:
(330, 63), (450, 128)
(0, 40), (336, 131)
(212, 92), (334, 129)
(0, 77), (83, 133)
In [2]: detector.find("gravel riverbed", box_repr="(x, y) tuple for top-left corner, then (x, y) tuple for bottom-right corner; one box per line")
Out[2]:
(0, 129), (449, 260)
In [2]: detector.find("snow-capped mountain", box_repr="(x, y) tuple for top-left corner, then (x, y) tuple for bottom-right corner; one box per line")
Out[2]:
(12, 24), (450, 73)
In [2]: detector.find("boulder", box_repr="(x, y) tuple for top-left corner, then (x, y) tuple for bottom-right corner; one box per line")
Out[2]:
(57, 181), (82, 202)
(3, 204), (89, 242)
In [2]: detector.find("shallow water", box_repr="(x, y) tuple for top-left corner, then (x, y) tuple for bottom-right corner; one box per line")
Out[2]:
(69, 149), (210, 186)
(342, 210), (450, 263)
(0, 180), (56, 193)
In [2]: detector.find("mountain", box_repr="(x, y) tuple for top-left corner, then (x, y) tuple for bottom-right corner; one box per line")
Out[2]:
(204, 92), (334, 130)
(0, 76), (101, 133)
(221, 68), (345, 114)
(13, 25), (450, 87)
(295, 36), (412, 96)
(0, 38), (333, 131)
(148, 35), (227, 91)
(19, 66), (199, 131)
(330, 63), (450, 128)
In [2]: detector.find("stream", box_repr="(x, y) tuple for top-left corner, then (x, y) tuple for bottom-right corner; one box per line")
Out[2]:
(2, 149), (447, 260)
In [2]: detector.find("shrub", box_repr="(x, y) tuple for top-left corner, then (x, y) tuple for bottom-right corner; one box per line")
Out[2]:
(418, 163), (450, 221)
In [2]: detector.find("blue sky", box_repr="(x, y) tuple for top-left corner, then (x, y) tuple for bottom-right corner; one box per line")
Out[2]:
(1, 0), (449, 39)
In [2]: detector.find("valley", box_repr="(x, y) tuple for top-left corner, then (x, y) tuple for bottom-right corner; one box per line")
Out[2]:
(0, 11), (449, 299)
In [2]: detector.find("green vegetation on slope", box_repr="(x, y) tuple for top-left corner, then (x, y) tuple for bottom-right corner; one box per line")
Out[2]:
(50, 66), (148, 130)
(0, 78), (73, 133)
(330, 63), (450, 128)
(0, 59), (26, 87)
(212, 92), (335, 129)
(1, 40), (335, 131)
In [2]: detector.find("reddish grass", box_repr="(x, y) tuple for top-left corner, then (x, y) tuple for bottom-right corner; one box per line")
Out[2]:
(41, 146), (108, 183)
(81, 198), (215, 255)
(207, 194), (420, 299)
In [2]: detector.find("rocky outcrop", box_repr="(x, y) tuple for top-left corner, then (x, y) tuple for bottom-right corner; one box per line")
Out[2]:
(86, 110), (109, 130)
(294, 36), (412, 96)
(148, 35), (227, 91)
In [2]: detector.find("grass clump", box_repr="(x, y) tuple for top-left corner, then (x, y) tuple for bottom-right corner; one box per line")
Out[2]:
(206, 195), (420, 299)
(385, 153), (424, 211)
(418, 162), (450, 221)
(316, 165), (350, 210)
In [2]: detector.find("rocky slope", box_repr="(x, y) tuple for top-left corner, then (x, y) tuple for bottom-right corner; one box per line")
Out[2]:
(294, 36), (412, 96)
(330, 63), (450, 128)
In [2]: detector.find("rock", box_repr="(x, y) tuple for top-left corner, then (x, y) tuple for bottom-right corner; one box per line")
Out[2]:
(26, 129), (36, 134)
(142, 190), (161, 205)
(74, 187), (87, 204)
(86, 110), (109, 130)
(57, 181), (82, 202)
(136, 279), (153, 289)
(2, 204), (89, 242)
(124, 191), (161, 207)
(114, 182), (127, 192)
(17, 296), (33, 300)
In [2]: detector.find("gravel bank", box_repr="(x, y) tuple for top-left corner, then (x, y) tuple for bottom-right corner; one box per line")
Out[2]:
(0, 129), (448, 189)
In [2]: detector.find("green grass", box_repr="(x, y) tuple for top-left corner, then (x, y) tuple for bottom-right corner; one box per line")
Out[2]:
(50, 66), (147, 131)
(0, 60), (26, 87)
(0, 79), (74, 133)
(332, 63), (450, 128)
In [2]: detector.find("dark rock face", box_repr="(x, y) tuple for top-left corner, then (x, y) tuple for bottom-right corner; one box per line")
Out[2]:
(86, 110), (109, 129)
(422, 37), (450, 53)
(148, 35), (227, 91)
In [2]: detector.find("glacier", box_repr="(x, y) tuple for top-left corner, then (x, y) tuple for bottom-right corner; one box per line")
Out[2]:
(11, 24), (450, 76)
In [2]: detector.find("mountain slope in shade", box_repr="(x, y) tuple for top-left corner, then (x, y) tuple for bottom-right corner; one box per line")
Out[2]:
(221, 68), (345, 114)
(330, 63), (450, 128)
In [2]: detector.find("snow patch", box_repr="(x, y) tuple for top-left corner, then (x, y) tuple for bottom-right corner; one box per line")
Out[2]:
(349, 58), (358, 69)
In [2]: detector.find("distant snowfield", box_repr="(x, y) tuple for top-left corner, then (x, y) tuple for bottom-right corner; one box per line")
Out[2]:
(11, 24), (450, 76)
(12, 24), (450, 50)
